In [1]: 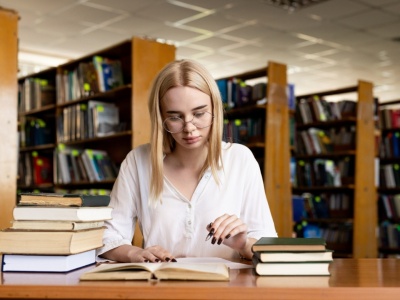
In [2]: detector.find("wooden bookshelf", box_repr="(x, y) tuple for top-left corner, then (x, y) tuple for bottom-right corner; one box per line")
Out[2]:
(292, 80), (377, 258)
(220, 61), (292, 237)
(377, 98), (400, 257)
(0, 8), (18, 229)
(16, 37), (175, 245)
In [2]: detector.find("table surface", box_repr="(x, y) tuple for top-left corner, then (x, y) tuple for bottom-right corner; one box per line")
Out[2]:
(1, 258), (400, 300)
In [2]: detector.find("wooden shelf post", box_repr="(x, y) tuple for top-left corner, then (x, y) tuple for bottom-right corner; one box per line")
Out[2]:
(353, 80), (378, 258)
(0, 8), (18, 229)
(265, 61), (293, 237)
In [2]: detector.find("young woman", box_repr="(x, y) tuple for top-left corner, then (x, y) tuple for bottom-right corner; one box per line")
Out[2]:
(98, 59), (277, 263)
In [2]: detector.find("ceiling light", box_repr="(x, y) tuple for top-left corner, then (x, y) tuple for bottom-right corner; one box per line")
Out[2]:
(263, 0), (329, 13)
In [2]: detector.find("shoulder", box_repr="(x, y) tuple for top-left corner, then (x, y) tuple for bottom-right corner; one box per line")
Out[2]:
(222, 141), (253, 157)
(123, 143), (151, 165)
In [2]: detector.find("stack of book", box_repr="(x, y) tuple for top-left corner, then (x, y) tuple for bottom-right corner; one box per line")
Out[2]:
(0, 193), (112, 273)
(251, 237), (333, 276)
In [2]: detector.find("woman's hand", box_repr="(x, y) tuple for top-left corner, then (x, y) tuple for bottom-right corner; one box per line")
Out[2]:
(205, 214), (255, 258)
(128, 245), (177, 263)
(102, 244), (176, 263)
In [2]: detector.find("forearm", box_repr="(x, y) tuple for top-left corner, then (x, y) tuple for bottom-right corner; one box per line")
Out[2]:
(100, 244), (142, 262)
(238, 237), (257, 259)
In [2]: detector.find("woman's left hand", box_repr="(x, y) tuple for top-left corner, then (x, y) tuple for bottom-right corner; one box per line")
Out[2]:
(205, 214), (251, 256)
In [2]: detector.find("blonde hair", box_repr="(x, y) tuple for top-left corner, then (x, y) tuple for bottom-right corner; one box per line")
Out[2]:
(148, 59), (224, 206)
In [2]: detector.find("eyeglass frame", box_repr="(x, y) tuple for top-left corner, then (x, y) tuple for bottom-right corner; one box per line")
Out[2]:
(162, 111), (214, 133)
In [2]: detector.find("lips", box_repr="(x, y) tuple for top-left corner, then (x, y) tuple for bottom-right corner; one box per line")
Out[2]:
(183, 136), (200, 144)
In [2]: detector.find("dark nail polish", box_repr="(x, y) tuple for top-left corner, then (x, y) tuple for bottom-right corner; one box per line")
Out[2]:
(155, 258), (160, 262)
(171, 258), (177, 262)
(217, 238), (223, 245)
(210, 228), (215, 234)
(226, 234), (231, 239)
(208, 222), (213, 228)
(211, 237), (217, 244)
(144, 259), (149, 263)
(165, 257), (171, 262)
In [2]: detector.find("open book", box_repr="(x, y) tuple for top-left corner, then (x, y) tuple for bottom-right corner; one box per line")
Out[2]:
(80, 262), (229, 281)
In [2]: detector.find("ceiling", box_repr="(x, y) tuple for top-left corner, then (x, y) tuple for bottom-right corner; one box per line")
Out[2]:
(1, 0), (399, 102)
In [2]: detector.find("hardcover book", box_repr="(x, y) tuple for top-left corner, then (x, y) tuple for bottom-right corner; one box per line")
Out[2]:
(13, 206), (113, 222)
(18, 193), (110, 207)
(252, 256), (331, 276)
(10, 220), (105, 231)
(1, 249), (96, 272)
(252, 237), (326, 252)
(253, 249), (333, 263)
(80, 262), (229, 281)
(0, 227), (105, 255)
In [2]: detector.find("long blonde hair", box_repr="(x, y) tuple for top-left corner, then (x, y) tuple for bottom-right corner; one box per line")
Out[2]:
(147, 59), (224, 206)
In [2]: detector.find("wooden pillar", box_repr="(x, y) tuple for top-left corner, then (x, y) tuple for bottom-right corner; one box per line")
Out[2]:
(353, 80), (378, 258)
(265, 61), (293, 237)
(0, 8), (18, 229)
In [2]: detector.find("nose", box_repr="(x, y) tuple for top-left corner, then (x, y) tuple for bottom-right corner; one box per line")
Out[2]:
(183, 117), (196, 132)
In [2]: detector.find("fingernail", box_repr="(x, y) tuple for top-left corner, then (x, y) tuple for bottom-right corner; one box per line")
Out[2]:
(155, 258), (160, 262)
(210, 228), (215, 234)
(211, 237), (217, 244)
(165, 257), (171, 262)
(144, 259), (149, 263)
(226, 234), (231, 239)
(208, 222), (213, 228)
(217, 238), (223, 245)
(171, 258), (177, 262)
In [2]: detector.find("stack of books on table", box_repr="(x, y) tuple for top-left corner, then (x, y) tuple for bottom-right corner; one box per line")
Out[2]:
(0, 193), (112, 273)
(251, 237), (333, 276)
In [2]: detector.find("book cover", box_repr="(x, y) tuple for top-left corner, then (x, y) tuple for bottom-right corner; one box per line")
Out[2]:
(252, 256), (331, 276)
(18, 192), (110, 207)
(80, 262), (229, 281)
(252, 237), (326, 252)
(1, 249), (96, 273)
(13, 206), (113, 221)
(0, 227), (105, 255)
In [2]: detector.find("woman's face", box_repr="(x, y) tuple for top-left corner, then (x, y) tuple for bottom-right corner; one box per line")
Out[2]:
(161, 86), (213, 151)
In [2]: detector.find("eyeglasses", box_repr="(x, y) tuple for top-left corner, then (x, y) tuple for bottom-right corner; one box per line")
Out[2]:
(163, 111), (213, 133)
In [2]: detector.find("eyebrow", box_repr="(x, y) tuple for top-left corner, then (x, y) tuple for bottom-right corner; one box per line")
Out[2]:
(165, 105), (208, 114)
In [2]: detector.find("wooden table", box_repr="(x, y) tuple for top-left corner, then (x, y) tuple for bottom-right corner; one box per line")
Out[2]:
(1, 259), (399, 300)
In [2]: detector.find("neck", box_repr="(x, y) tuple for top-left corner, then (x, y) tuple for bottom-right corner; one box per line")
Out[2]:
(168, 144), (208, 171)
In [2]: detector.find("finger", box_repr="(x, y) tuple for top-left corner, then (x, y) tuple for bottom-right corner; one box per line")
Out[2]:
(146, 246), (174, 262)
(210, 215), (241, 243)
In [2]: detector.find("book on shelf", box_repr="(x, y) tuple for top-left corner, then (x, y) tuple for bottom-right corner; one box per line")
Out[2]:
(18, 192), (110, 207)
(1, 249), (96, 273)
(0, 227), (105, 255)
(253, 249), (333, 263)
(80, 262), (229, 281)
(252, 256), (331, 276)
(13, 206), (113, 222)
(252, 237), (327, 252)
(10, 220), (105, 231)
(92, 103), (120, 137)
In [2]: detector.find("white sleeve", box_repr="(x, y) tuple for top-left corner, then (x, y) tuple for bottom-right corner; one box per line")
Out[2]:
(96, 152), (138, 256)
(240, 148), (278, 239)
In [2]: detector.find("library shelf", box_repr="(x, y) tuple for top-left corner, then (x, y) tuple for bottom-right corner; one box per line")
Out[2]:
(292, 80), (377, 258)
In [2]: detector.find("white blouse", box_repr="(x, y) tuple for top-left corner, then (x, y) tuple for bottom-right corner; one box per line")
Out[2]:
(97, 142), (277, 260)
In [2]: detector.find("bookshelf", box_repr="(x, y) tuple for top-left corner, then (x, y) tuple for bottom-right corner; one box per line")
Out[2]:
(16, 37), (175, 244)
(292, 80), (377, 258)
(0, 7), (18, 230)
(377, 98), (400, 257)
(219, 61), (292, 237)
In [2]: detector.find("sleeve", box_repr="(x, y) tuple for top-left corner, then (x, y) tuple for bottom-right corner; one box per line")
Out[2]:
(239, 147), (278, 239)
(96, 151), (139, 256)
